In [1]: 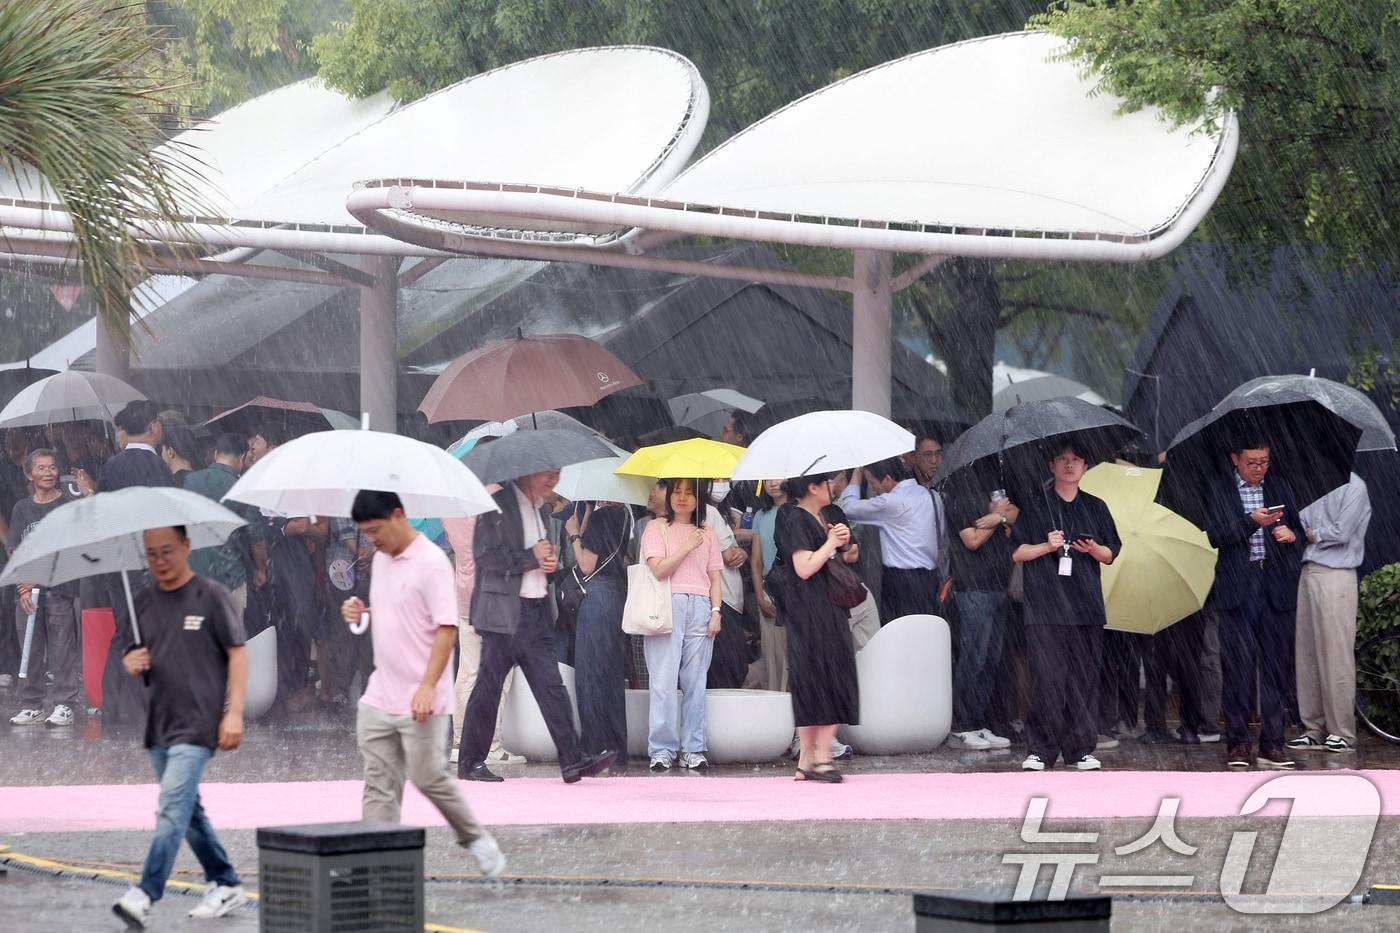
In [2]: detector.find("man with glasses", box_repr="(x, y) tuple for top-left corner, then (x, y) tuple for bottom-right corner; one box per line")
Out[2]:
(1203, 440), (1304, 771)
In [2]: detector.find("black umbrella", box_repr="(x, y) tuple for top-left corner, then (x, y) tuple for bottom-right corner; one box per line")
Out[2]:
(1157, 386), (1363, 528)
(458, 428), (615, 485)
(935, 397), (1143, 505)
(1231, 374), (1396, 452)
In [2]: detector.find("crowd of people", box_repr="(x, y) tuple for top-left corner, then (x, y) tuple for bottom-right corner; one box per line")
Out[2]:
(0, 403), (1377, 783)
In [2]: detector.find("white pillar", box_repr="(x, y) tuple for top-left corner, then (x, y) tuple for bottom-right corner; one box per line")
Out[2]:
(94, 306), (131, 381)
(359, 256), (399, 432)
(851, 249), (892, 417)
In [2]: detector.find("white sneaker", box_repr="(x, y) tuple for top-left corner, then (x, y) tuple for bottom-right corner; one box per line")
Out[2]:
(1075, 755), (1102, 771)
(1020, 754), (1046, 771)
(648, 753), (674, 772)
(468, 834), (506, 878)
(188, 883), (247, 919)
(975, 728), (1011, 749)
(0, 673), (12, 687)
(46, 704), (74, 726)
(830, 741), (853, 760)
(680, 751), (709, 771)
(485, 749), (528, 765)
(947, 730), (993, 750)
(9, 708), (44, 725)
(113, 886), (151, 929)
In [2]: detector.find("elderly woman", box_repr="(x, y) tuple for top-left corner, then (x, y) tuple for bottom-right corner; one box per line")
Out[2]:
(773, 472), (860, 783)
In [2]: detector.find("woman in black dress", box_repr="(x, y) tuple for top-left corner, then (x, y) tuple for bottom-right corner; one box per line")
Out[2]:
(773, 472), (860, 783)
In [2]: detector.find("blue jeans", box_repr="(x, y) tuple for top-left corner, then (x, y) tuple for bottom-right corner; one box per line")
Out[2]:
(139, 744), (240, 902)
(643, 594), (714, 756)
(952, 591), (1007, 732)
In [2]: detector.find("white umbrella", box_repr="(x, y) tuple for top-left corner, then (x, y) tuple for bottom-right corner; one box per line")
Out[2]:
(0, 371), (145, 428)
(668, 389), (764, 439)
(556, 457), (656, 506)
(730, 409), (916, 481)
(224, 430), (499, 518)
(0, 487), (248, 662)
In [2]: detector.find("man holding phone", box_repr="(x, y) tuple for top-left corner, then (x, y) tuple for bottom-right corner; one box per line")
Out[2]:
(1203, 440), (1304, 770)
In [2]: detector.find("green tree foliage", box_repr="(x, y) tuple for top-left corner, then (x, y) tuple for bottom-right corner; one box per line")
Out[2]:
(0, 1), (207, 350)
(1032, 0), (1400, 270)
(150, 0), (344, 113)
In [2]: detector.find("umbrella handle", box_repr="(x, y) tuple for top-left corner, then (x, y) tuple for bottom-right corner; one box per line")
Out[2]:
(18, 587), (39, 679)
(121, 570), (150, 688)
(349, 611), (370, 636)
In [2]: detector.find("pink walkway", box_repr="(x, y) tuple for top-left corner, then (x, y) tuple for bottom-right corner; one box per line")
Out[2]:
(3, 771), (1397, 833)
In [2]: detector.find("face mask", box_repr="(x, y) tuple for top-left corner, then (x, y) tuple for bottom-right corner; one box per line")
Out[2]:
(709, 481), (731, 502)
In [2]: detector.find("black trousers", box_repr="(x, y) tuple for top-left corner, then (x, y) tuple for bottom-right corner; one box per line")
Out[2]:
(879, 566), (939, 623)
(1098, 629), (1141, 731)
(1026, 625), (1101, 766)
(706, 603), (749, 689)
(1143, 612), (1208, 733)
(1220, 574), (1292, 749)
(459, 599), (582, 774)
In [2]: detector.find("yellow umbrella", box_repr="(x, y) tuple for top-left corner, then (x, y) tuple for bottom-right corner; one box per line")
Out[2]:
(1080, 463), (1217, 635)
(614, 438), (746, 479)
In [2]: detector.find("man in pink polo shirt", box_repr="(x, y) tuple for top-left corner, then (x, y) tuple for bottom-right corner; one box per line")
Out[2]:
(339, 490), (504, 877)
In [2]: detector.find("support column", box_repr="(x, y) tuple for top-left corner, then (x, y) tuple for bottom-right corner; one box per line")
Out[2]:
(851, 249), (892, 417)
(94, 306), (131, 381)
(359, 256), (400, 432)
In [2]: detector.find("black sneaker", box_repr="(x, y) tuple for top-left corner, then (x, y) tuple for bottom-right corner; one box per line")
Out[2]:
(1286, 734), (1324, 751)
(1226, 743), (1252, 769)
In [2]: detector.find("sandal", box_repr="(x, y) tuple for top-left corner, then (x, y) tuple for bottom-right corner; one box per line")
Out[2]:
(795, 766), (842, 784)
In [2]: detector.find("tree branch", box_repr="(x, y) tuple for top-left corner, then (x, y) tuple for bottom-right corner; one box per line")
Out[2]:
(998, 300), (1112, 326)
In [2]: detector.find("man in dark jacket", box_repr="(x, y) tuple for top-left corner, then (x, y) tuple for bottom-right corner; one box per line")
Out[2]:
(101, 401), (174, 492)
(457, 469), (615, 784)
(1204, 439), (1305, 771)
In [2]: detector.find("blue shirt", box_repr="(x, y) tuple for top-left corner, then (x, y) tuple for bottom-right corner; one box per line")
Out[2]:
(753, 506), (780, 576)
(838, 478), (938, 571)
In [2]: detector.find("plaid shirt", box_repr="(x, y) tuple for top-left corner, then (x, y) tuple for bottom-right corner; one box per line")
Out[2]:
(1236, 474), (1266, 562)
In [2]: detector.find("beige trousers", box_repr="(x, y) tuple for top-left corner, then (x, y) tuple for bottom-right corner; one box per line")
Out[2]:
(760, 612), (788, 691)
(848, 590), (880, 651)
(1295, 563), (1358, 742)
(356, 702), (485, 846)
(451, 620), (510, 753)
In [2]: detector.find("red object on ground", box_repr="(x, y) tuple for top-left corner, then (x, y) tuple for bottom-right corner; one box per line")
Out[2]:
(81, 608), (116, 709)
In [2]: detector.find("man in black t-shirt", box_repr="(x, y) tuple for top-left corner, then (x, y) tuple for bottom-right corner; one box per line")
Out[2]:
(7, 449), (82, 726)
(1011, 444), (1120, 772)
(945, 489), (1019, 752)
(112, 526), (248, 930)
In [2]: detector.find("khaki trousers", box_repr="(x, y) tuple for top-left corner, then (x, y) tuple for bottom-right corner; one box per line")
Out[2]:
(451, 620), (510, 753)
(760, 612), (788, 691)
(1295, 563), (1358, 742)
(356, 702), (484, 846)
(848, 590), (880, 651)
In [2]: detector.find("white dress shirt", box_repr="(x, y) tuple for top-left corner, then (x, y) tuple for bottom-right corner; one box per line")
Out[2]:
(513, 483), (549, 598)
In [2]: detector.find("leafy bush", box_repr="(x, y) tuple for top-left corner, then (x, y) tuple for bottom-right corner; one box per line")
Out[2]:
(1359, 563), (1400, 644)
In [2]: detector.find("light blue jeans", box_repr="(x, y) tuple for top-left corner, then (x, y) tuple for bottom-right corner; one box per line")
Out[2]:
(139, 744), (240, 901)
(644, 593), (714, 757)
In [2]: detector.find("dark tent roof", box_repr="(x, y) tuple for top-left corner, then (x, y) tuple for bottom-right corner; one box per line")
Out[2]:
(406, 244), (969, 427)
(1124, 246), (1399, 572)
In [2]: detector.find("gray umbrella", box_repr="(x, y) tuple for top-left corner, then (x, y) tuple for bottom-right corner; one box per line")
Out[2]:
(1230, 374), (1396, 452)
(0, 370), (145, 428)
(458, 428), (615, 485)
(0, 488), (247, 666)
(992, 374), (1103, 413)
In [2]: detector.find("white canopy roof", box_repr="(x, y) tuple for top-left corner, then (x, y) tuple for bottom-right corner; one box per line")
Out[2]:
(351, 31), (1237, 263)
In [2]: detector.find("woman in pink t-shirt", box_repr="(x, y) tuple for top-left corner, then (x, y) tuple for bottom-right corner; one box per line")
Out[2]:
(639, 478), (722, 772)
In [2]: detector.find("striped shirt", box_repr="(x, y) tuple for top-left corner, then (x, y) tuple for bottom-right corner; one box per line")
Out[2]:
(1236, 474), (1266, 562)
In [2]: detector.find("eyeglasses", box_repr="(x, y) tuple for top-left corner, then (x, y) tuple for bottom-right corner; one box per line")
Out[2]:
(1242, 458), (1270, 469)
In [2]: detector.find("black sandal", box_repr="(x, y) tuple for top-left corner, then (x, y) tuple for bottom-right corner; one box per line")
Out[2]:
(796, 764), (843, 783)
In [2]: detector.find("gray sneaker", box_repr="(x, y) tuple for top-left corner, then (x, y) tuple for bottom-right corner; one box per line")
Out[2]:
(46, 704), (74, 727)
(9, 708), (44, 725)
(680, 752), (709, 771)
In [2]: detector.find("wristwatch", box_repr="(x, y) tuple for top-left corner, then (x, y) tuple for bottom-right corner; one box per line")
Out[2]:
(568, 533), (581, 543)
(710, 606), (722, 614)
(999, 513), (1007, 526)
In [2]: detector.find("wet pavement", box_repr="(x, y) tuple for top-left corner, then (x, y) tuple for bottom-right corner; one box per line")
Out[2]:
(6, 703), (1400, 930)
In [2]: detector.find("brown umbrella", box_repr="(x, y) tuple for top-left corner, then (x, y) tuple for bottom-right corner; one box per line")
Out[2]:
(419, 333), (643, 423)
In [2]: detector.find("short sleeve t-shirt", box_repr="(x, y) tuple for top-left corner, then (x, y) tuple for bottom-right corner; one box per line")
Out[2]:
(133, 575), (246, 749)
(359, 533), (459, 717)
(640, 519), (721, 597)
(8, 493), (79, 597)
(946, 496), (1015, 593)
(1013, 490), (1120, 628)
(578, 504), (629, 583)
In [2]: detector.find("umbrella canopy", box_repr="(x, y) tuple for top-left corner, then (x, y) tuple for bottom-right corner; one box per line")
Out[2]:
(1230, 374), (1396, 452)
(420, 333), (643, 423)
(668, 389), (764, 439)
(731, 409), (915, 481)
(225, 430), (499, 518)
(0, 371), (144, 428)
(0, 487), (246, 587)
(1080, 464), (1216, 635)
(458, 428), (615, 486)
(556, 457), (656, 506)
(935, 399), (1143, 503)
(204, 396), (360, 436)
(458, 408), (626, 453)
(992, 373), (1105, 413)
(616, 438), (747, 480)
(0, 364), (60, 411)
(1157, 386), (1363, 528)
